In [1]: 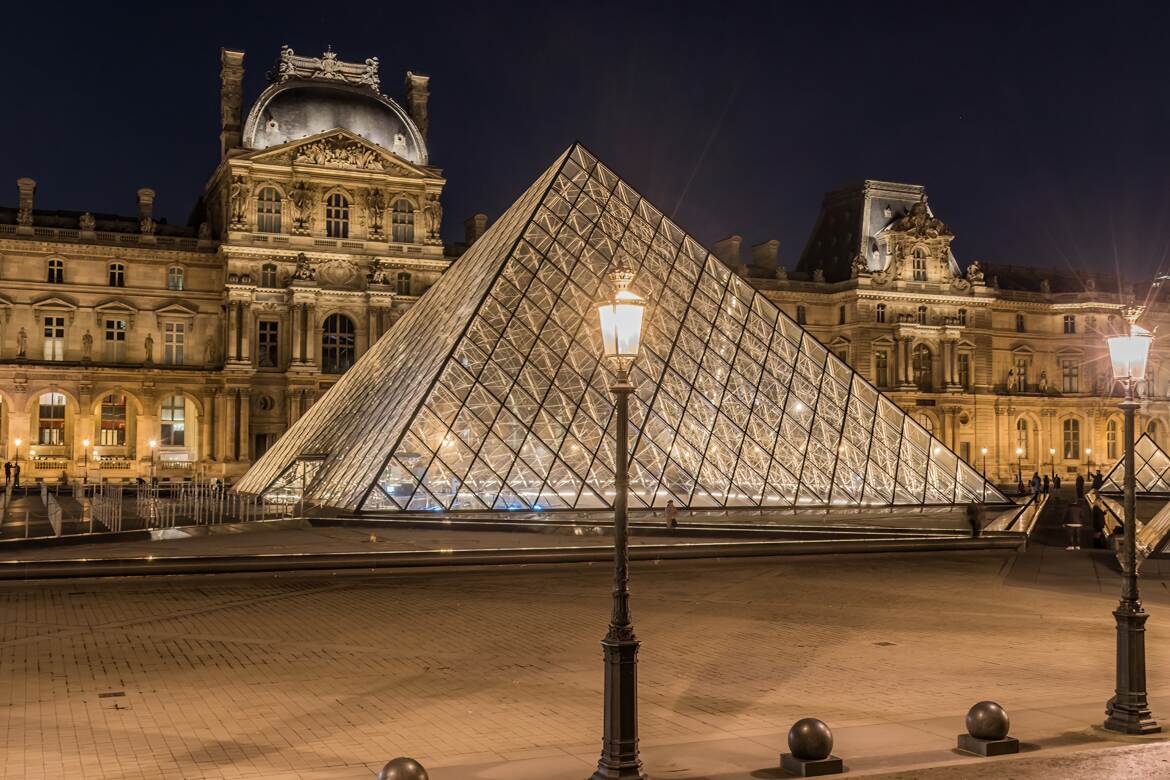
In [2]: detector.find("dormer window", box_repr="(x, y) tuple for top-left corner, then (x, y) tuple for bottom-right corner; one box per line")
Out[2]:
(325, 193), (349, 239)
(912, 249), (927, 281)
(47, 257), (64, 284)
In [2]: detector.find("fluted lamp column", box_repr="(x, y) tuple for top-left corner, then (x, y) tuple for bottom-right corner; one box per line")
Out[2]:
(592, 257), (648, 780)
(1104, 320), (1160, 735)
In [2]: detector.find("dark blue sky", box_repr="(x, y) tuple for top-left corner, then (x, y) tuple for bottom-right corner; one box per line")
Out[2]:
(5, 1), (1170, 279)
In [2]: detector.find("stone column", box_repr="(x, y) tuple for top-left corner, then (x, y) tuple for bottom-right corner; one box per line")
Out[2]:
(290, 303), (303, 363)
(240, 302), (252, 363)
(238, 390), (251, 462)
(198, 394), (213, 462)
(303, 303), (317, 366)
(214, 390), (230, 461)
(227, 302), (240, 361)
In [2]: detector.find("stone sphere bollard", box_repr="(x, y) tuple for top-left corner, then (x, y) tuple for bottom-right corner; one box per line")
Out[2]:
(377, 757), (429, 780)
(788, 717), (834, 761)
(965, 701), (1010, 741)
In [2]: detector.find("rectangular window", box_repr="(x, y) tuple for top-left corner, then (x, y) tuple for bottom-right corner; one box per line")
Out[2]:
(99, 394), (127, 446)
(1063, 420), (1081, 460)
(42, 315), (65, 361)
(167, 266), (184, 291)
(913, 254), (927, 281)
(1063, 314), (1076, 334)
(1014, 357), (1028, 391)
(958, 352), (971, 389)
(104, 319), (127, 362)
(838, 305), (846, 325)
(258, 320), (279, 368)
(160, 395), (186, 447)
(795, 305), (806, 325)
(108, 263), (125, 288)
(1016, 313), (1026, 333)
(875, 350), (889, 388)
(164, 322), (185, 365)
(1062, 359), (1079, 393)
(875, 304), (886, 324)
(38, 392), (66, 445)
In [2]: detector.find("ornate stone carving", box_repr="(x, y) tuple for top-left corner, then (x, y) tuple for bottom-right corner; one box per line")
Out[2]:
(889, 200), (952, 239)
(774, 265), (788, 281)
(270, 45), (380, 91)
(317, 258), (361, 289)
(966, 260), (985, 284)
(1039, 278), (1051, 294)
(850, 254), (867, 278)
(198, 221), (212, 240)
(79, 212), (96, 231)
(367, 188), (387, 239)
(950, 276), (972, 293)
(290, 253), (316, 282)
(289, 181), (315, 233)
(229, 175), (248, 229)
(82, 330), (93, 361)
(294, 138), (386, 170)
(367, 258), (392, 286)
(139, 216), (156, 235)
(812, 268), (825, 283)
(424, 193), (443, 244)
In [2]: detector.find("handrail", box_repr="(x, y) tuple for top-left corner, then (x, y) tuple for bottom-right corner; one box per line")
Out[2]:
(985, 492), (1047, 534)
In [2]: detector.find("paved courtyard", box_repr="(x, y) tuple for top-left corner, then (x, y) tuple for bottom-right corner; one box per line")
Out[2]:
(3, 544), (1170, 778)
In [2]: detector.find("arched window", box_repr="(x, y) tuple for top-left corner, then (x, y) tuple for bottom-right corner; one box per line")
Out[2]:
(1107, 418), (1119, 461)
(396, 272), (412, 296)
(108, 262), (125, 288)
(916, 305), (928, 325)
(99, 393), (127, 446)
(325, 193), (350, 239)
(915, 412), (934, 434)
(47, 257), (64, 284)
(260, 263), (278, 288)
(912, 248), (928, 281)
(875, 303), (886, 323)
(321, 314), (356, 374)
(38, 392), (66, 445)
(167, 266), (184, 291)
(160, 395), (185, 446)
(392, 199), (414, 243)
(256, 187), (282, 233)
(1016, 418), (1029, 459)
(1063, 418), (1081, 459)
(912, 344), (933, 390)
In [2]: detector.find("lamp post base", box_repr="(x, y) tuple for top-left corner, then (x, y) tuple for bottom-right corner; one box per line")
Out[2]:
(590, 633), (646, 780)
(1104, 605), (1161, 735)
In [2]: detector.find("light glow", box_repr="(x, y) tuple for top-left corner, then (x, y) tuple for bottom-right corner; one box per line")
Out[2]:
(598, 288), (645, 362)
(1107, 323), (1153, 382)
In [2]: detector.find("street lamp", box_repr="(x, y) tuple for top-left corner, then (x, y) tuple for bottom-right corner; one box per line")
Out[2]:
(592, 256), (647, 780)
(82, 438), (90, 485)
(1086, 447), (1094, 471)
(148, 439), (157, 483)
(13, 437), (21, 461)
(1049, 447), (1057, 480)
(1015, 447), (1023, 484)
(980, 447), (989, 500)
(1104, 320), (1159, 734)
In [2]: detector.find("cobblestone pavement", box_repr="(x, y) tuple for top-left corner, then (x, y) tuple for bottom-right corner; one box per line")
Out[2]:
(2, 549), (1170, 778)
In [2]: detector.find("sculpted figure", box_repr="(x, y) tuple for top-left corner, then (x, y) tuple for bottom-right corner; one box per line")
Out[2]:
(79, 212), (96, 231)
(229, 175), (248, 226)
(144, 333), (154, 364)
(82, 330), (93, 360)
(16, 327), (27, 358)
(966, 260), (984, 284)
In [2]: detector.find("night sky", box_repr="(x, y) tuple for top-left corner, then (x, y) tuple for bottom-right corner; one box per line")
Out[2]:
(5, 1), (1170, 281)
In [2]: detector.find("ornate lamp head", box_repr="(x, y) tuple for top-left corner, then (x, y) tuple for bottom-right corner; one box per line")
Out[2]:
(597, 257), (645, 376)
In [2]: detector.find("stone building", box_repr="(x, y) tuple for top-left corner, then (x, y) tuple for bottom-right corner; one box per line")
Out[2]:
(0, 46), (454, 482)
(734, 180), (1170, 484)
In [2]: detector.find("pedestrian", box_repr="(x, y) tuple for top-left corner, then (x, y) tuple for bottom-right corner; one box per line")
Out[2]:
(1031, 472), (1041, 495)
(1075, 473), (1085, 500)
(1063, 499), (1085, 550)
(965, 502), (983, 537)
(1017, 478), (1026, 496)
(1053, 474), (1062, 490)
(664, 499), (678, 529)
(1092, 505), (1107, 548)
(1093, 470), (1104, 491)
(1043, 474), (1050, 495)
(12, 462), (20, 489)
(3, 461), (9, 486)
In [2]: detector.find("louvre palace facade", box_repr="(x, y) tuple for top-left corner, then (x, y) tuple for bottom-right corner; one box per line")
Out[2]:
(1, 49), (1165, 489)
(0, 47), (463, 482)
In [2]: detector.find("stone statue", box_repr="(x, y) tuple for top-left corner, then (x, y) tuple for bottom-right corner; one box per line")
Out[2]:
(367, 258), (392, 285)
(367, 188), (386, 236)
(205, 339), (219, 365)
(1038, 369), (1048, 393)
(774, 265), (788, 281)
(1006, 367), (1015, 391)
(966, 260), (985, 284)
(82, 330), (93, 361)
(813, 268), (826, 283)
(291, 253), (316, 281)
(1039, 278), (1051, 294)
(144, 333), (154, 365)
(79, 212), (96, 231)
(139, 216), (156, 235)
(198, 221), (212, 240)
(289, 181), (314, 231)
(16, 327), (27, 358)
(424, 194), (442, 242)
(851, 254), (868, 278)
(229, 175), (248, 227)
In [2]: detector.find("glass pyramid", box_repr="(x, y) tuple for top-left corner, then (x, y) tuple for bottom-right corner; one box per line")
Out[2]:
(1100, 433), (1170, 494)
(236, 144), (1009, 512)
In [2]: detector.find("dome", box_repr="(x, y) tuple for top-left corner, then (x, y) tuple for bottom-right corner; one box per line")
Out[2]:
(242, 81), (427, 165)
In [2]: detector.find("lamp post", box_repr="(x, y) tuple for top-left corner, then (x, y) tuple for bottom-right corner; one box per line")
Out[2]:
(592, 257), (647, 780)
(14, 437), (23, 490)
(82, 438), (90, 485)
(1015, 447), (1023, 485)
(980, 447), (989, 501)
(1049, 447), (1056, 480)
(1086, 447), (1094, 472)
(1104, 320), (1159, 735)
(148, 439), (157, 483)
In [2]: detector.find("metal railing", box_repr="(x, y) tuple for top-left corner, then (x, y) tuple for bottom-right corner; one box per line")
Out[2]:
(39, 483), (63, 537)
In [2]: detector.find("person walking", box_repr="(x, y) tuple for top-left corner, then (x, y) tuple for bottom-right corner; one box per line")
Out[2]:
(965, 502), (983, 537)
(1092, 470), (1104, 491)
(1064, 499), (1085, 550)
(1042, 474), (1050, 495)
(1031, 472), (1041, 495)
(3, 461), (9, 486)
(664, 499), (678, 529)
(1053, 473), (1062, 490)
(1092, 504), (1107, 548)
(1075, 473), (1085, 500)
(12, 462), (21, 489)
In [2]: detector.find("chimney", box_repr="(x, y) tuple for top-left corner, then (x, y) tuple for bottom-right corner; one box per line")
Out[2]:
(137, 188), (156, 236)
(15, 177), (35, 229)
(219, 48), (245, 159)
(404, 71), (430, 140)
(750, 239), (780, 271)
(464, 213), (488, 245)
(713, 235), (743, 270)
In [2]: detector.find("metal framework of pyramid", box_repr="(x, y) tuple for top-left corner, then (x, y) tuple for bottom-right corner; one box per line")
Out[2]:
(1099, 433), (1170, 495)
(236, 144), (1009, 512)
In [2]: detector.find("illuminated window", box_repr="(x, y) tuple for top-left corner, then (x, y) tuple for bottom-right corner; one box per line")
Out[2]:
(99, 393), (127, 446)
(392, 199), (414, 243)
(1016, 418), (1029, 458)
(1062, 418), (1081, 459)
(1061, 359), (1079, 393)
(104, 319), (127, 362)
(167, 266), (184, 291)
(160, 395), (185, 446)
(912, 249), (927, 281)
(322, 314), (356, 374)
(108, 262), (125, 287)
(1014, 356), (1029, 391)
(1107, 418), (1119, 460)
(256, 187), (282, 233)
(325, 193), (349, 239)
(912, 344), (933, 390)
(47, 257), (64, 284)
(396, 271), (412, 296)
(38, 392), (66, 445)
(164, 322), (185, 365)
(874, 350), (889, 388)
(43, 315), (65, 361)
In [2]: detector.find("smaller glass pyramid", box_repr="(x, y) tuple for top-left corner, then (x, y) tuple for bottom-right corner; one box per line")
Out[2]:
(1100, 433), (1170, 494)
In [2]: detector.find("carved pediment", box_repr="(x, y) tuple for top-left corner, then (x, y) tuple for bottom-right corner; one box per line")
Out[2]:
(155, 301), (199, 319)
(249, 130), (428, 178)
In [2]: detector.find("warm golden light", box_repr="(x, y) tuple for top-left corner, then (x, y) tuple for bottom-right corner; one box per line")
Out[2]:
(82, 438), (90, 447)
(597, 260), (645, 365)
(1107, 323), (1153, 382)
(1015, 447), (1023, 456)
(149, 439), (157, 449)
(980, 447), (988, 455)
(13, 438), (21, 447)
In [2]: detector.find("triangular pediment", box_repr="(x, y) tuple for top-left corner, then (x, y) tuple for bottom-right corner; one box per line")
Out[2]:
(247, 129), (430, 178)
(155, 301), (199, 318)
(32, 295), (78, 311)
(95, 299), (138, 314)
(237, 144), (1007, 512)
